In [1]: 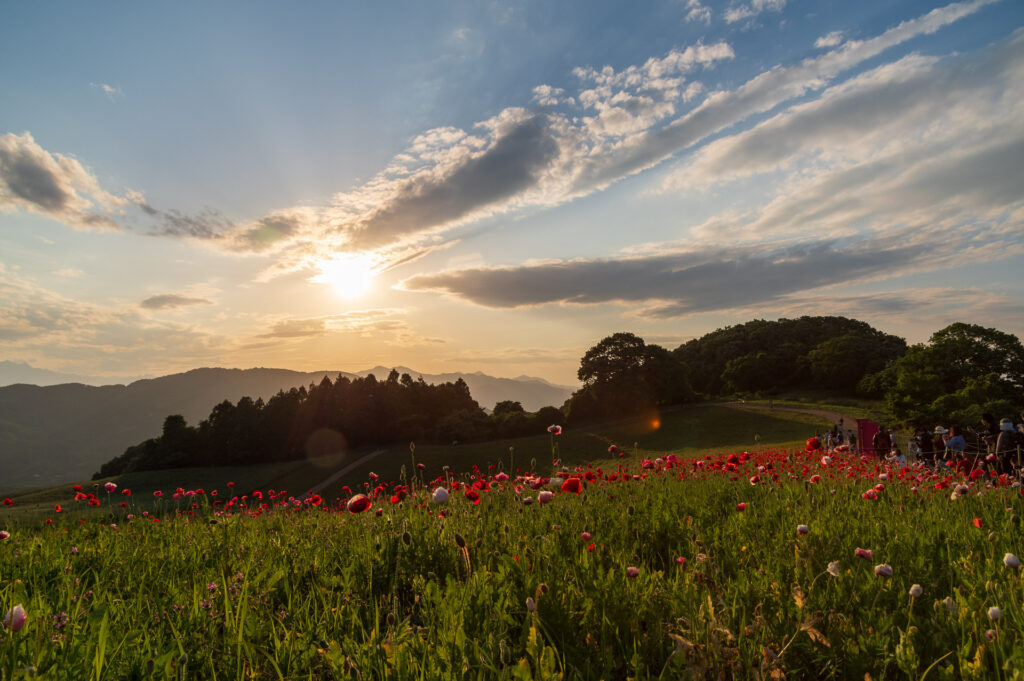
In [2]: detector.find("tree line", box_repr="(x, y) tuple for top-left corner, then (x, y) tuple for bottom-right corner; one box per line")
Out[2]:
(95, 316), (1024, 477)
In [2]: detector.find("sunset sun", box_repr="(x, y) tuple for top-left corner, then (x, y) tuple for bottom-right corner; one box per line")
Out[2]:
(312, 255), (377, 298)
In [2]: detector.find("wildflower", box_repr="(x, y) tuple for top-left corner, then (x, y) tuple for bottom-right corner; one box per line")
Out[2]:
(986, 629), (997, 641)
(587, 543), (595, 552)
(988, 606), (1001, 621)
(346, 494), (372, 513)
(874, 564), (893, 578)
(736, 502), (746, 512)
(431, 487), (449, 504)
(2, 498), (11, 506)
(560, 478), (581, 494)
(796, 524), (809, 536)
(0, 530), (8, 540)
(494, 472), (509, 482)
(581, 532), (592, 541)
(104, 482), (117, 493)
(1004, 553), (1021, 569)
(547, 425), (562, 435)
(538, 490), (554, 504)
(676, 556), (687, 566)
(820, 456), (832, 466)
(526, 597), (536, 612)
(854, 547), (873, 561)
(973, 518), (983, 529)
(54, 504), (62, 513)
(522, 496), (534, 506)
(608, 445), (619, 455)
(809, 475), (821, 483)
(909, 584), (923, 598)
(626, 566), (640, 579)
(3, 604), (26, 632)
(944, 597), (958, 614)
(862, 489), (877, 501)
(464, 489), (481, 505)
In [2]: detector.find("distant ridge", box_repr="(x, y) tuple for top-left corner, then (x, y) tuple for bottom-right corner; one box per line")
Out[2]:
(0, 366), (573, 491)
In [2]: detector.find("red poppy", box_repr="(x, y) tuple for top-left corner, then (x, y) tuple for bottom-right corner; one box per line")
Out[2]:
(561, 478), (582, 494)
(346, 494), (372, 513)
(973, 517), (983, 529)
(464, 489), (481, 505)
(736, 502), (747, 512)
(2, 498), (12, 506)
(54, 504), (62, 512)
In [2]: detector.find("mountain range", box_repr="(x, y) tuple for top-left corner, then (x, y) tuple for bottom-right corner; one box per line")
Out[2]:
(0, 366), (574, 492)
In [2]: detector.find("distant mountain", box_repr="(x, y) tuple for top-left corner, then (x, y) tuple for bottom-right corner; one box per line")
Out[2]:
(355, 366), (574, 412)
(0, 366), (574, 492)
(0, 360), (143, 387)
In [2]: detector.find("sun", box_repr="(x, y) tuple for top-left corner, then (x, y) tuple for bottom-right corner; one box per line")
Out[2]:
(311, 255), (377, 298)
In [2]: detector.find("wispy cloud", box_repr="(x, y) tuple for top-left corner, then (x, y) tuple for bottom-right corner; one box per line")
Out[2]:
(725, 0), (786, 24)
(89, 82), (123, 100)
(140, 294), (214, 310)
(815, 31), (845, 48)
(684, 0), (712, 24)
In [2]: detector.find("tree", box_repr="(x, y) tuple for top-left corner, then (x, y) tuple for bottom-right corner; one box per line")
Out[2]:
(884, 323), (1024, 427)
(578, 332), (648, 387)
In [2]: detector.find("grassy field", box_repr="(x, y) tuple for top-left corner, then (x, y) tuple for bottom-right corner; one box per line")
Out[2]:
(3, 407), (1021, 679)
(2, 404), (828, 521)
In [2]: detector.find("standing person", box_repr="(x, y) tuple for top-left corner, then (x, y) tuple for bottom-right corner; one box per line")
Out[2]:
(872, 427), (891, 458)
(979, 413), (1000, 453)
(918, 428), (935, 467)
(848, 429), (857, 453)
(933, 426), (948, 466)
(996, 418), (1019, 473)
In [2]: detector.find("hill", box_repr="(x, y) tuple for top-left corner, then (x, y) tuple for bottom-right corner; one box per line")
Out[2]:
(0, 367), (572, 491)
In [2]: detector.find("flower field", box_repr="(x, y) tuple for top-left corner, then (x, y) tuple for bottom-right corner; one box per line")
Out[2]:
(2, 436), (1023, 679)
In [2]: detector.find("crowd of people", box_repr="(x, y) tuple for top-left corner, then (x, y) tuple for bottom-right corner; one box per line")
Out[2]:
(869, 411), (1024, 474)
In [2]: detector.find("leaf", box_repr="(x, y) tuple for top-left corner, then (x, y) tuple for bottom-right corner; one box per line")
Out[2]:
(805, 627), (831, 648)
(792, 585), (806, 609)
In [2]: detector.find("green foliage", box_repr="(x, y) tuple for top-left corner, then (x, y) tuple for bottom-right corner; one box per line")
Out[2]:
(674, 316), (907, 397)
(567, 333), (693, 424)
(884, 323), (1024, 428)
(2, 449), (1022, 679)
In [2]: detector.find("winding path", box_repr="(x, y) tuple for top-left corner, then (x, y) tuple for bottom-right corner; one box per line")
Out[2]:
(717, 401), (861, 434)
(307, 448), (388, 495)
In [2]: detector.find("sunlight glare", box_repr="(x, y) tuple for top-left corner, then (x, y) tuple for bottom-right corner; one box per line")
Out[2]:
(311, 255), (377, 298)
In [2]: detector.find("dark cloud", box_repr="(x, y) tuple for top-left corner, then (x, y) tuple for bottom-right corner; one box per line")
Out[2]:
(345, 115), (560, 249)
(402, 236), (932, 317)
(0, 132), (126, 230)
(147, 206), (234, 239)
(140, 294), (213, 310)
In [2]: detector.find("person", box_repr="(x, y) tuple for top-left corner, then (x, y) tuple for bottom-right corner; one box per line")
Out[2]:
(945, 426), (967, 458)
(907, 435), (921, 461)
(918, 428), (935, 467)
(848, 430), (857, 452)
(996, 418), (1019, 473)
(887, 444), (907, 467)
(979, 413), (999, 451)
(872, 427), (891, 457)
(933, 426), (949, 466)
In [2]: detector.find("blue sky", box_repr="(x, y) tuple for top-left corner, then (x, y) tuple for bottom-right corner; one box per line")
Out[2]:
(2, 0), (1022, 386)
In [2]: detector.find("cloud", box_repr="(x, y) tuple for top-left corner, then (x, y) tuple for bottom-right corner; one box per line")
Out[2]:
(0, 132), (128, 230)
(90, 82), (122, 100)
(725, 0), (786, 24)
(684, 0), (711, 24)
(140, 294), (214, 310)
(400, 223), (1022, 319)
(815, 31), (844, 48)
(257, 309), (414, 340)
(52, 268), (84, 278)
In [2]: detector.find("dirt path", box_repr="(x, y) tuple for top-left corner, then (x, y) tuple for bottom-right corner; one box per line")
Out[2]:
(307, 448), (388, 495)
(717, 401), (860, 434)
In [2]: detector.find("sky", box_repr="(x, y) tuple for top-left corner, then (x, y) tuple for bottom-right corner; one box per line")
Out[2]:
(2, 0), (1023, 387)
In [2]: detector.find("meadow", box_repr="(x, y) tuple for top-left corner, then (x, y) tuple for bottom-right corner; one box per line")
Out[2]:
(1, 406), (1021, 679)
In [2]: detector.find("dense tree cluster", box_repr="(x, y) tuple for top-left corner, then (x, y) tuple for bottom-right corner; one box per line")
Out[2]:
(875, 323), (1024, 428)
(672, 316), (907, 397)
(95, 370), (564, 477)
(564, 332), (694, 424)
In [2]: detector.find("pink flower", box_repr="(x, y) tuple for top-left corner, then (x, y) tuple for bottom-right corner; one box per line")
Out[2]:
(538, 490), (554, 504)
(809, 475), (821, 483)
(3, 604), (26, 632)
(494, 472), (509, 482)
(874, 563), (893, 578)
(104, 482), (117, 493)
(1004, 553), (1021, 569)
(854, 547), (873, 561)
(862, 489), (877, 501)
(547, 425), (562, 435)
(796, 524), (809, 535)
(626, 566), (640, 579)
(736, 502), (746, 512)
(581, 532), (592, 541)
(0, 530), (9, 541)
